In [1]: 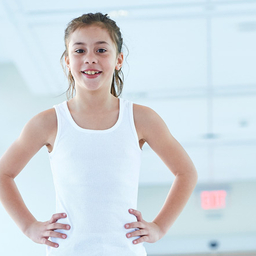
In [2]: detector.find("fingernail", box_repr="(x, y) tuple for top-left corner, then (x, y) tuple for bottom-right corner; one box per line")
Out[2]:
(125, 224), (129, 228)
(63, 213), (66, 216)
(130, 209), (133, 212)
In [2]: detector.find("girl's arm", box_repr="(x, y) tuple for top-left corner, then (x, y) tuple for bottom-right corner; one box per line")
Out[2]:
(124, 104), (197, 244)
(133, 105), (198, 238)
(142, 106), (198, 236)
(0, 110), (53, 233)
(0, 109), (70, 248)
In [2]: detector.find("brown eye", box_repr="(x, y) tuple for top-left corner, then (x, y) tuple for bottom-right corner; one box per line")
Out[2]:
(97, 49), (106, 53)
(75, 49), (84, 53)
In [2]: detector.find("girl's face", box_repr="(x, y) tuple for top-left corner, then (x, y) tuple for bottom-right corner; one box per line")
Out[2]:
(65, 25), (123, 93)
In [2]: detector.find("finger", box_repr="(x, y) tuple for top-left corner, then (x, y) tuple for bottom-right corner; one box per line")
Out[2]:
(49, 213), (67, 224)
(128, 209), (143, 222)
(124, 222), (144, 230)
(126, 228), (146, 238)
(132, 235), (148, 245)
(48, 223), (71, 231)
(44, 230), (67, 240)
(41, 237), (59, 248)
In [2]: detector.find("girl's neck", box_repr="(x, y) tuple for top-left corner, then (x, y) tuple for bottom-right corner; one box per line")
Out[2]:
(68, 93), (118, 113)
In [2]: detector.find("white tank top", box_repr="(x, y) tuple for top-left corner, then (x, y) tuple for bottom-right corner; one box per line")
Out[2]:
(46, 97), (147, 256)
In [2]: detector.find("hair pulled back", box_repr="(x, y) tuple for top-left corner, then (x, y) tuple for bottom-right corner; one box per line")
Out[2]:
(60, 12), (125, 99)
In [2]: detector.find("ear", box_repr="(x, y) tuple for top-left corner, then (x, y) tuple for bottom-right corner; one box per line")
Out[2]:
(65, 55), (70, 70)
(115, 52), (124, 70)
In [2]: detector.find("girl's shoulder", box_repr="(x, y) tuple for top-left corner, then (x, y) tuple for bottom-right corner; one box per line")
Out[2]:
(1, 108), (58, 180)
(22, 107), (57, 148)
(36, 108), (57, 148)
(133, 103), (160, 143)
(133, 102), (159, 127)
(133, 102), (168, 144)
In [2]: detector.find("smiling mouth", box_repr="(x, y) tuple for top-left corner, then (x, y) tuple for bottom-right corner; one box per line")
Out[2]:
(81, 71), (102, 75)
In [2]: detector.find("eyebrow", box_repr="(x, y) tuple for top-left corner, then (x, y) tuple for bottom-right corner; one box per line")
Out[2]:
(72, 41), (109, 46)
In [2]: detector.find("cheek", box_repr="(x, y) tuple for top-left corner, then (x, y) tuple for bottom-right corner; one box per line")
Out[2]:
(108, 58), (118, 69)
(70, 59), (83, 70)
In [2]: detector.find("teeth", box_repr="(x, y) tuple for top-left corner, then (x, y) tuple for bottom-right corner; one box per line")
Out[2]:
(83, 71), (100, 75)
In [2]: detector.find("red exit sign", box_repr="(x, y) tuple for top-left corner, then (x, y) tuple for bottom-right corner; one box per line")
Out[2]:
(201, 190), (227, 210)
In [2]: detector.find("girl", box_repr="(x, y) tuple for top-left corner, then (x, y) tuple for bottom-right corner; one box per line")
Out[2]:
(0, 13), (198, 256)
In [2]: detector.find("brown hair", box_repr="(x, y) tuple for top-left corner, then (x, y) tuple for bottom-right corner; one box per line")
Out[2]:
(60, 12), (127, 99)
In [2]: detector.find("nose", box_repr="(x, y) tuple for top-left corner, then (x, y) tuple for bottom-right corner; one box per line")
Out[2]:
(84, 50), (97, 64)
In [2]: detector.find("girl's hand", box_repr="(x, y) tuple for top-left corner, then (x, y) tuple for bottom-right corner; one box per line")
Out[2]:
(124, 208), (164, 245)
(24, 213), (71, 248)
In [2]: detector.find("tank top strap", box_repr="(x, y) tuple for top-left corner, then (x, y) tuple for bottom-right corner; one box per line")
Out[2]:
(120, 98), (141, 152)
(49, 101), (70, 157)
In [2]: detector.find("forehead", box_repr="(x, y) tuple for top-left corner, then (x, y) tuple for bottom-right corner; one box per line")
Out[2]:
(69, 25), (114, 47)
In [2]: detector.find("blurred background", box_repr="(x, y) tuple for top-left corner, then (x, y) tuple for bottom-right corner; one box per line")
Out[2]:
(0, 0), (256, 255)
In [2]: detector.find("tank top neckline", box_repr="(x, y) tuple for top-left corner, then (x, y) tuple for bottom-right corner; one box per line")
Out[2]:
(63, 97), (123, 133)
